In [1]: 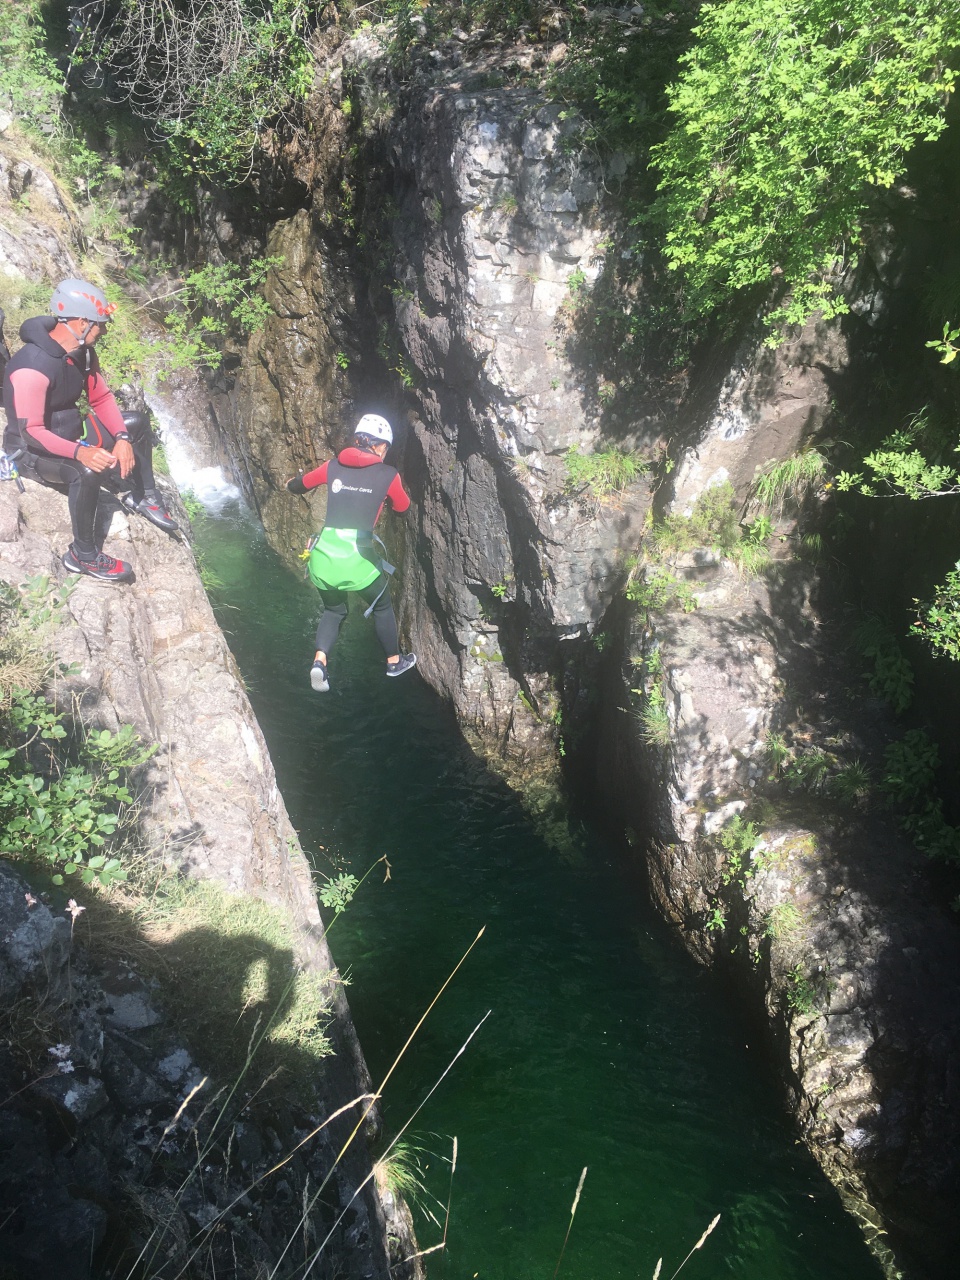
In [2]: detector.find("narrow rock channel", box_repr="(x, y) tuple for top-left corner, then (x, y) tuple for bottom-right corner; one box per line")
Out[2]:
(187, 489), (885, 1280)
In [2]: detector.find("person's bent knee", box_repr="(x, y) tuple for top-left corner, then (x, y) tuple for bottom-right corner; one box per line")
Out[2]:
(121, 411), (153, 451)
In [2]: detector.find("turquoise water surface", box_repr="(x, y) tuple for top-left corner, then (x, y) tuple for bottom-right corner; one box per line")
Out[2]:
(197, 506), (883, 1280)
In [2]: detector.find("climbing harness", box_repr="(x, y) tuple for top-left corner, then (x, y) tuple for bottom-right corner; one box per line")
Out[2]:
(0, 449), (25, 493)
(303, 530), (395, 612)
(362, 535), (395, 618)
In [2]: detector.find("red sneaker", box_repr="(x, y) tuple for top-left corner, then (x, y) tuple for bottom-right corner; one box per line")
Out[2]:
(62, 547), (134, 583)
(120, 490), (179, 533)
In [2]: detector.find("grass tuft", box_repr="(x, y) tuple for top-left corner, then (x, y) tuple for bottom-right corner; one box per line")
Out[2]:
(751, 451), (827, 513)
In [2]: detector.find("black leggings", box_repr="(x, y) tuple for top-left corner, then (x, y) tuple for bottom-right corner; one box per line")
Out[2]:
(315, 574), (399, 658)
(22, 413), (156, 555)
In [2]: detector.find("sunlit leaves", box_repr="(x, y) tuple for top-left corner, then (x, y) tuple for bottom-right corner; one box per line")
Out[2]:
(649, 0), (960, 336)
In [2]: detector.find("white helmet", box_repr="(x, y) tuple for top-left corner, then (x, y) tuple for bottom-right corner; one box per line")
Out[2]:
(355, 413), (393, 445)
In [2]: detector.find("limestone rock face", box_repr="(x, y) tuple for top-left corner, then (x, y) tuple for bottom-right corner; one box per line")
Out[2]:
(597, 550), (960, 1278)
(222, 206), (359, 556)
(217, 43), (652, 771)
(0, 148), (80, 284)
(670, 319), (847, 513)
(371, 74), (650, 758)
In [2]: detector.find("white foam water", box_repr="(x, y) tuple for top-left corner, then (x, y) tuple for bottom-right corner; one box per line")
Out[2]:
(147, 398), (244, 515)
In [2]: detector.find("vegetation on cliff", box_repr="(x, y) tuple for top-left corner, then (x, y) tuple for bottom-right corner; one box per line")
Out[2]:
(0, 574), (335, 1072)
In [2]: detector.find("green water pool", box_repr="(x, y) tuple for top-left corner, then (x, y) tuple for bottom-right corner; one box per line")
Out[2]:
(196, 505), (883, 1280)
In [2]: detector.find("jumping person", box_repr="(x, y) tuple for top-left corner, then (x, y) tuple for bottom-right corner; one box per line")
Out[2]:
(2, 278), (177, 583)
(286, 414), (417, 691)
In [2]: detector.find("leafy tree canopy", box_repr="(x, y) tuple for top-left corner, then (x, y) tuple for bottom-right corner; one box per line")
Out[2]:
(649, 0), (960, 337)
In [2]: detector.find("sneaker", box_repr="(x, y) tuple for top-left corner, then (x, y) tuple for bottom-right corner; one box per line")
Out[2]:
(62, 546), (134, 583)
(310, 660), (330, 693)
(386, 653), (417, 678)
(120, 489), (179, 533)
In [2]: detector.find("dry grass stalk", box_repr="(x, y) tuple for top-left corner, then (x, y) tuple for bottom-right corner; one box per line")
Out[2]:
(552, 1165), (588, 1279)
(291, 1010), (491, 1280)
(669, 1213), (721, 1280)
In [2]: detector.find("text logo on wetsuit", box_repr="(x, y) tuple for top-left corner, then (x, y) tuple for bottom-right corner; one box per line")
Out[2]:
(331, 478), (343, 493)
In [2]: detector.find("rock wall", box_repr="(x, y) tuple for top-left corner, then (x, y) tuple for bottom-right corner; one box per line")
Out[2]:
(0, 137), (416, 1279)
(596, 542), (960, 1278)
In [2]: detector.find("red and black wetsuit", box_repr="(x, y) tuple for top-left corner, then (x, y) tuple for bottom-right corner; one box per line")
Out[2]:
(288, 446), (411, 658)
(2, 317), (156, 556)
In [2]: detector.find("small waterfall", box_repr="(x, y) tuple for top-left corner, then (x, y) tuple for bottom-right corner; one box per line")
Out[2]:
(148, 395), (244, 515)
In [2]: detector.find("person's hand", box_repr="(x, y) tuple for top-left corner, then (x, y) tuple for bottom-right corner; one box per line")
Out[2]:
(112, 438), (135, 479)
(79, 446), (118, 474)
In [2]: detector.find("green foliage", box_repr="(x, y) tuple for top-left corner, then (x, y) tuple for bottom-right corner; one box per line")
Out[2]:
(763, 732), (791, 779)
(84, 724), (157, 775)
(927, 321), (960, 365)
(0, 2), (62, 128)
(626, 566), (699, 614)
(705, 903), (727, 932)
(834, 410), (960, 666)
(0, 276), (53, 349)
(0, 2), (119, 196)
(631, 648), (671, 746)
(649, 0), (960, 337)
(852, 614), (914, 712)
(752, 452), (827, 512)
(829, 759), (871, 802)
(732, 515), (774, 576)
(0, 575), (76, 707)
(152, 441), (170, 476)
(834, 407), (960, 502)
(881, 729), (940, 809)
(912, 563), (960, 661)
(87, 0), (314, 181)
(179, 490), (206, 523)
(98, 257), (281, 386)
(784, 964), (818, 1017)
(550, 3), (698, 153)
(783, 748), (832, 794)
(374, 1140), (428, 1203)
(318, 872), (359, 915)
(881, 730), (960, 863)
(651, 481), (742, 557)
(718, 815), (765, 886)
(0, 576), (155, 890)
(563, 444), (649, 499)
(0, 683), (156, 891)
(765, 902), (803, 940)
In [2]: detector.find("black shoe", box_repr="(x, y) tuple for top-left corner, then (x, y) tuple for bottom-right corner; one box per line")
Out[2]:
(310, 660), (330, 692)
(62, 546), (134, 583)
(386, 653), (417, 678)
(120, 489), (179, 533)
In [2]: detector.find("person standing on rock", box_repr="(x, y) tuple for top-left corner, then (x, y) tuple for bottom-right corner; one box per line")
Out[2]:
(286, 413), (417, 691)
(2, 278), (177, 583)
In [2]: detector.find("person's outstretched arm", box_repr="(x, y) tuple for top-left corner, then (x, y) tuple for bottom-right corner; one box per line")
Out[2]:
(286, 460), (329, 494)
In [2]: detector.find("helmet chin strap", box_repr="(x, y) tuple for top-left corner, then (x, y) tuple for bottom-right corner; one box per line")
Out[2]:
(61, 318), (98, 350)
(74, 319), (98, 345)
